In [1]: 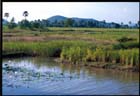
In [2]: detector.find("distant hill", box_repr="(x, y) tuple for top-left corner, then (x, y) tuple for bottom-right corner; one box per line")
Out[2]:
(47, 15), (98, 23)
(2, 15), (138, 28)
(47, 15), (121, 28)
(71, 17), (97, 22)
(47, 15), (67, 23)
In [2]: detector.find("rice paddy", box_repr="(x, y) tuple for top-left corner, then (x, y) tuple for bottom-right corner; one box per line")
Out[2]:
(2, 27), (139, 71)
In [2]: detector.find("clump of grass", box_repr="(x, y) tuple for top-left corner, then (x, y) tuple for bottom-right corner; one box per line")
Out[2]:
(33, 33), (39, 36)
(94, 47), (106, 62)
(60, 45), (139, 68)
(85, 48), (95, 62)
(113, 41), (139, 49)
(61, 46), (88, 64)
(117, 37), (136, 42)
(119, 48), (139, 67)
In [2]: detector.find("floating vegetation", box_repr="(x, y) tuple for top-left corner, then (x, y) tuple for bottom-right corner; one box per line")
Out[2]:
(2, 62), (79, 85)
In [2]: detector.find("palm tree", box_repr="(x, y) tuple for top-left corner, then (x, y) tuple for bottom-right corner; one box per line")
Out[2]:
(129, 21), (131, 25)
(128, 21), (132, 28)
(23, 11), (29, 20)
(4, 12), (9, 21)
(121, 22), (123, 28)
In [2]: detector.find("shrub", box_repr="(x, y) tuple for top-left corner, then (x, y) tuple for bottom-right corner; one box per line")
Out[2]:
(117, 37), (136, 42)
(113, 41), (139, 49)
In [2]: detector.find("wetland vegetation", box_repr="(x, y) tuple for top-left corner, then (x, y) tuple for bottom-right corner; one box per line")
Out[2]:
(3, 26), (139, 72)
(2, 2), (139, 95)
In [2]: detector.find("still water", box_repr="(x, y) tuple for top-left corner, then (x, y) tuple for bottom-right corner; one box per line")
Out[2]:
(2, 57), (139, 95)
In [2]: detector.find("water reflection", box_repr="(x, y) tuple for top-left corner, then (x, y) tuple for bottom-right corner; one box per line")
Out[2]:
(3, 57), (139, 95)
(3, 57), (139, 82)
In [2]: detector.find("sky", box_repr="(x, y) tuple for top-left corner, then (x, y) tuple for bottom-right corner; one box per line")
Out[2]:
(2, 2), (139, 24)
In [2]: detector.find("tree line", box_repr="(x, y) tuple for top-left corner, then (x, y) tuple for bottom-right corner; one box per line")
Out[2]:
(4, 11), (140, 30)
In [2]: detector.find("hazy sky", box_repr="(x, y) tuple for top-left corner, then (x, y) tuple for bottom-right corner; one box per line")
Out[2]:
(3, 2), (139, 24)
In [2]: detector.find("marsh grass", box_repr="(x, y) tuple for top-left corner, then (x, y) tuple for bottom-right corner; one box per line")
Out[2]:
(3, 27), (139, 69)
(113, 41), (139, 49)
(60, 46), (139, 67)
(3, 40), (93, 57)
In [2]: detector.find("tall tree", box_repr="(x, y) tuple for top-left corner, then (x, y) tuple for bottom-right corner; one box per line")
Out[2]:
(103, 20), (106, 23)
(4, 12), (9, 21)
(129, 21), (132, 25)
(59, 20), (64, 27)
(19, 20), (31, 29)
(128, 21), (132, 28)
(79, 20), (85, 27)
(8, 17), (17, 29)
(64, 18), (74, 27)
(87, 21), (93, 27)
(121, 22), (123, 28)
(23, 11), (29, 20)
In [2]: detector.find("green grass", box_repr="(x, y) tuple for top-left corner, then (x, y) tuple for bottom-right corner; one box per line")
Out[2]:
(60, 46), (139, 67)
(3, 27), (139, 69)
(113, 41), (139, 49)
(3, 27), (139, 44)
(3, 40), (94, 57)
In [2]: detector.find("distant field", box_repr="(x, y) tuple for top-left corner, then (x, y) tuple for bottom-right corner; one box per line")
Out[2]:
(3, 27), (139, 42)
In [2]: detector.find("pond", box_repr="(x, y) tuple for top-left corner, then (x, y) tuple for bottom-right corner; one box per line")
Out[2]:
(2, 57), (139, 95)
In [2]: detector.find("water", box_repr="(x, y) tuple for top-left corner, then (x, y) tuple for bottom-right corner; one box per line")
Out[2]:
(2, 57), (139, 95)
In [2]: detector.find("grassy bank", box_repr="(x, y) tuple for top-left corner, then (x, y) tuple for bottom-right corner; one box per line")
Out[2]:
(3, 41), (139, 70)
(2, 27), (139, 71)
(60, 46), (139, 66)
